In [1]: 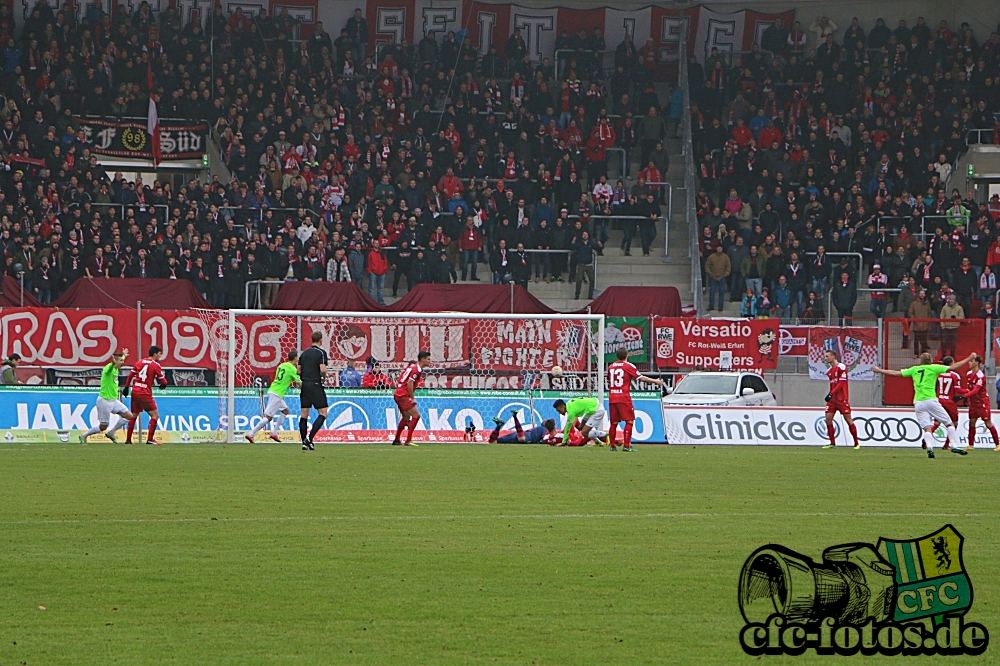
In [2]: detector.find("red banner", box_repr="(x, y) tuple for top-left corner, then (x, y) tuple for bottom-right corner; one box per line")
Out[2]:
(300, 316), (590, 372)
(652, 317), (779, 370)
(0, 308), (226, 370)
(779, 326), (810, 357)
(0, 309), (594, 377)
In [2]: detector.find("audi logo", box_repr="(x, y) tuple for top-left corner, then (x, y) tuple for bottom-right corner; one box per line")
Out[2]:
(815, 416), (925, 442)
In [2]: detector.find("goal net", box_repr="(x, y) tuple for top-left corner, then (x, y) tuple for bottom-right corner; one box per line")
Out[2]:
(195, 309), (606, 443)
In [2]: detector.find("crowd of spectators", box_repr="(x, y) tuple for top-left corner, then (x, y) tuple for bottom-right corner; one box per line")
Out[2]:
(0, 0), (681, 311)
(693, 13), (1000, 328)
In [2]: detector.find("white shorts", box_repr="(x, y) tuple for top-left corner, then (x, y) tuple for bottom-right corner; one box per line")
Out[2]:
(264, 392), (288, 418)
(914, 399), (954, 429)
(584, 409), (606, 430)
(96, 397), (129, 425)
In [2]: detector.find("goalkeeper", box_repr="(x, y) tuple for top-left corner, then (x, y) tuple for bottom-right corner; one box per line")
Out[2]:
(488, 409), (557, 443)
(553, 397), (608, 446)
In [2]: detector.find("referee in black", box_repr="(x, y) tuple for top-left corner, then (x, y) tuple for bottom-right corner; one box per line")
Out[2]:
(297, 331), (329, 450)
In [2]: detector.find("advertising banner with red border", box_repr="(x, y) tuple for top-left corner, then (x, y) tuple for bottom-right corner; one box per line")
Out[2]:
(652, 317), (779, 370)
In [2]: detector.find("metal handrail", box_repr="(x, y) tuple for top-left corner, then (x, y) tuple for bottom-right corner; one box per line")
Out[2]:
(825, 287), (902, 324)
(645, 181), (674, 222)
(967, 128), (995, 145)
(680, 20), (702, 315)
(244, 279), (286, 308)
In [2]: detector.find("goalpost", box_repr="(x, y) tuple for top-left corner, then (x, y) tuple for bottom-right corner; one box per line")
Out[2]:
(196, 309), (606, 443)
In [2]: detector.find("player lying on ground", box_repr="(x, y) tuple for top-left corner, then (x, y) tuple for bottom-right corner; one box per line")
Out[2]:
(123, 346), (168, 445)
(246, 350), (300, 443)
(80, 349), (135, 444)
(393, 351), (431, 446)
(822, 349), (859, 449)
(550, 419), (586, 446)
(960, 354), (1000, 451)
(607, 348), (665, 451)
(553, 397), (608, 446)
(874, 351), (975, 458)
(488, 409), (557, 443)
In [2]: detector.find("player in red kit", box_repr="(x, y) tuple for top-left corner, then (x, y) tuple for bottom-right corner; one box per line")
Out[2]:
(606, 348), (665, 451)
(822, 350), (859, 448)
(961, 355), (1000, 450)
(935, 356), (962, 450)
(123, 345), (168, 445)
(392, 350), (431, 446)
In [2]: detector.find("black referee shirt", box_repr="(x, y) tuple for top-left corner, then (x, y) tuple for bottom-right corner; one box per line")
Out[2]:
(298, 346), (328, 383)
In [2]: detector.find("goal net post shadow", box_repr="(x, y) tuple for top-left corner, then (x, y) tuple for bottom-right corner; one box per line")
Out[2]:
(195, 309), (606, 443)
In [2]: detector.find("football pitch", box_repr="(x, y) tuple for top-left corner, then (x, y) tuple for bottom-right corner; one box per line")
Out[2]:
(1, 443), (998, 665)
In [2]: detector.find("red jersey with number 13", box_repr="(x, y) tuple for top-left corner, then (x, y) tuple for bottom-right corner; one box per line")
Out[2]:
(827, 362), (849, 402)
(128, 358), (165, 397)
(608, 360), (639, 404)
(394, 363), (423, 399)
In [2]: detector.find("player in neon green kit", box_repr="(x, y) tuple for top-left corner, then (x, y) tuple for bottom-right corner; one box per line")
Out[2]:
(553, 396), (608, 446)
(874, 351), (975, 458)
(80, 349), (135, 444)
(246, 350), (300, 443)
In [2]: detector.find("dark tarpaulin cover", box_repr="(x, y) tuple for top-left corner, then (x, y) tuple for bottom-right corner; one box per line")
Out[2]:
(270, 281), (382, 312)
(0, 275), (42, 307)
(578, 286), (682, 317)
(386, 284), (556, 313)
(50, 278), (211, 309)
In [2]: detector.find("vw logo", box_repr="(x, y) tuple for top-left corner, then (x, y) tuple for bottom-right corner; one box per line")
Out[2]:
(326, 400), (371, 430)
(496, 402), (544, 429)
(815, 416), (924, 442)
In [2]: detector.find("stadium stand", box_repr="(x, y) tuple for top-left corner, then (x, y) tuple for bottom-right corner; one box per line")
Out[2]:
(691, 14), (1000, 324)
(0, 1), (691, 314)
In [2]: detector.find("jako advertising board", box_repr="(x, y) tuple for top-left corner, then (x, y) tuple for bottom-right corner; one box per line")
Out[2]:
(663, 406), (1000, 447)
(0, 388), (666, 443)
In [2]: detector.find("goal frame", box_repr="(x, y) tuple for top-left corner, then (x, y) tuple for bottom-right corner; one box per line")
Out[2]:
(224, 309), (606, 443)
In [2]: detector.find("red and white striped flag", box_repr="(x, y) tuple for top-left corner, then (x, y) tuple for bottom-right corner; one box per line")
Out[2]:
(147, 61), (161, 166)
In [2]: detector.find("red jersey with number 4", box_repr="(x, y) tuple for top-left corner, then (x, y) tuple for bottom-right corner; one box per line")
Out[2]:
(827, 362), (849, 402)
(608, 360), (639, 404)
(936, 370), (961, 403)
(127, 359), (165, 397)
(965, 369), (990, 410)
(394, 363), (423, 399)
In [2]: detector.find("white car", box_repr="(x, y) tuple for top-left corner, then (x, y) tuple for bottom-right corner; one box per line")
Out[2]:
(662, 371), (777, 407)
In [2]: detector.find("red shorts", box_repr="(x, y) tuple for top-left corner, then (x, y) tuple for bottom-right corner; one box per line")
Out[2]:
(825, 399), (851, 416)
(394, 394), (416, 413)
(609, 402), (635, 424)
(969, 404), (992, 422)
(130, 393), (157, 413)
(940, 400), (959, 424)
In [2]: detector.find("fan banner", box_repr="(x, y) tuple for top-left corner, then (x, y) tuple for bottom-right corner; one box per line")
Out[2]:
(603, 317), (648, 364)
(303, 316), (591, 372)
(651, 317), (779, 370)
(807, 327), (879, 381)
(77, 117), (208, 160)
(779, 326), (809, 357)
(360, 1), (791, 63)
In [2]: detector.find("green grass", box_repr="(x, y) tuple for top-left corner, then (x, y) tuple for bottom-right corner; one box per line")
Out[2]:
(1, 443), (999, 665)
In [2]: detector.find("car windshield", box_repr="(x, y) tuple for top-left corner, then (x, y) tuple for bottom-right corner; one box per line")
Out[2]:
(673, 375), (738, 395)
